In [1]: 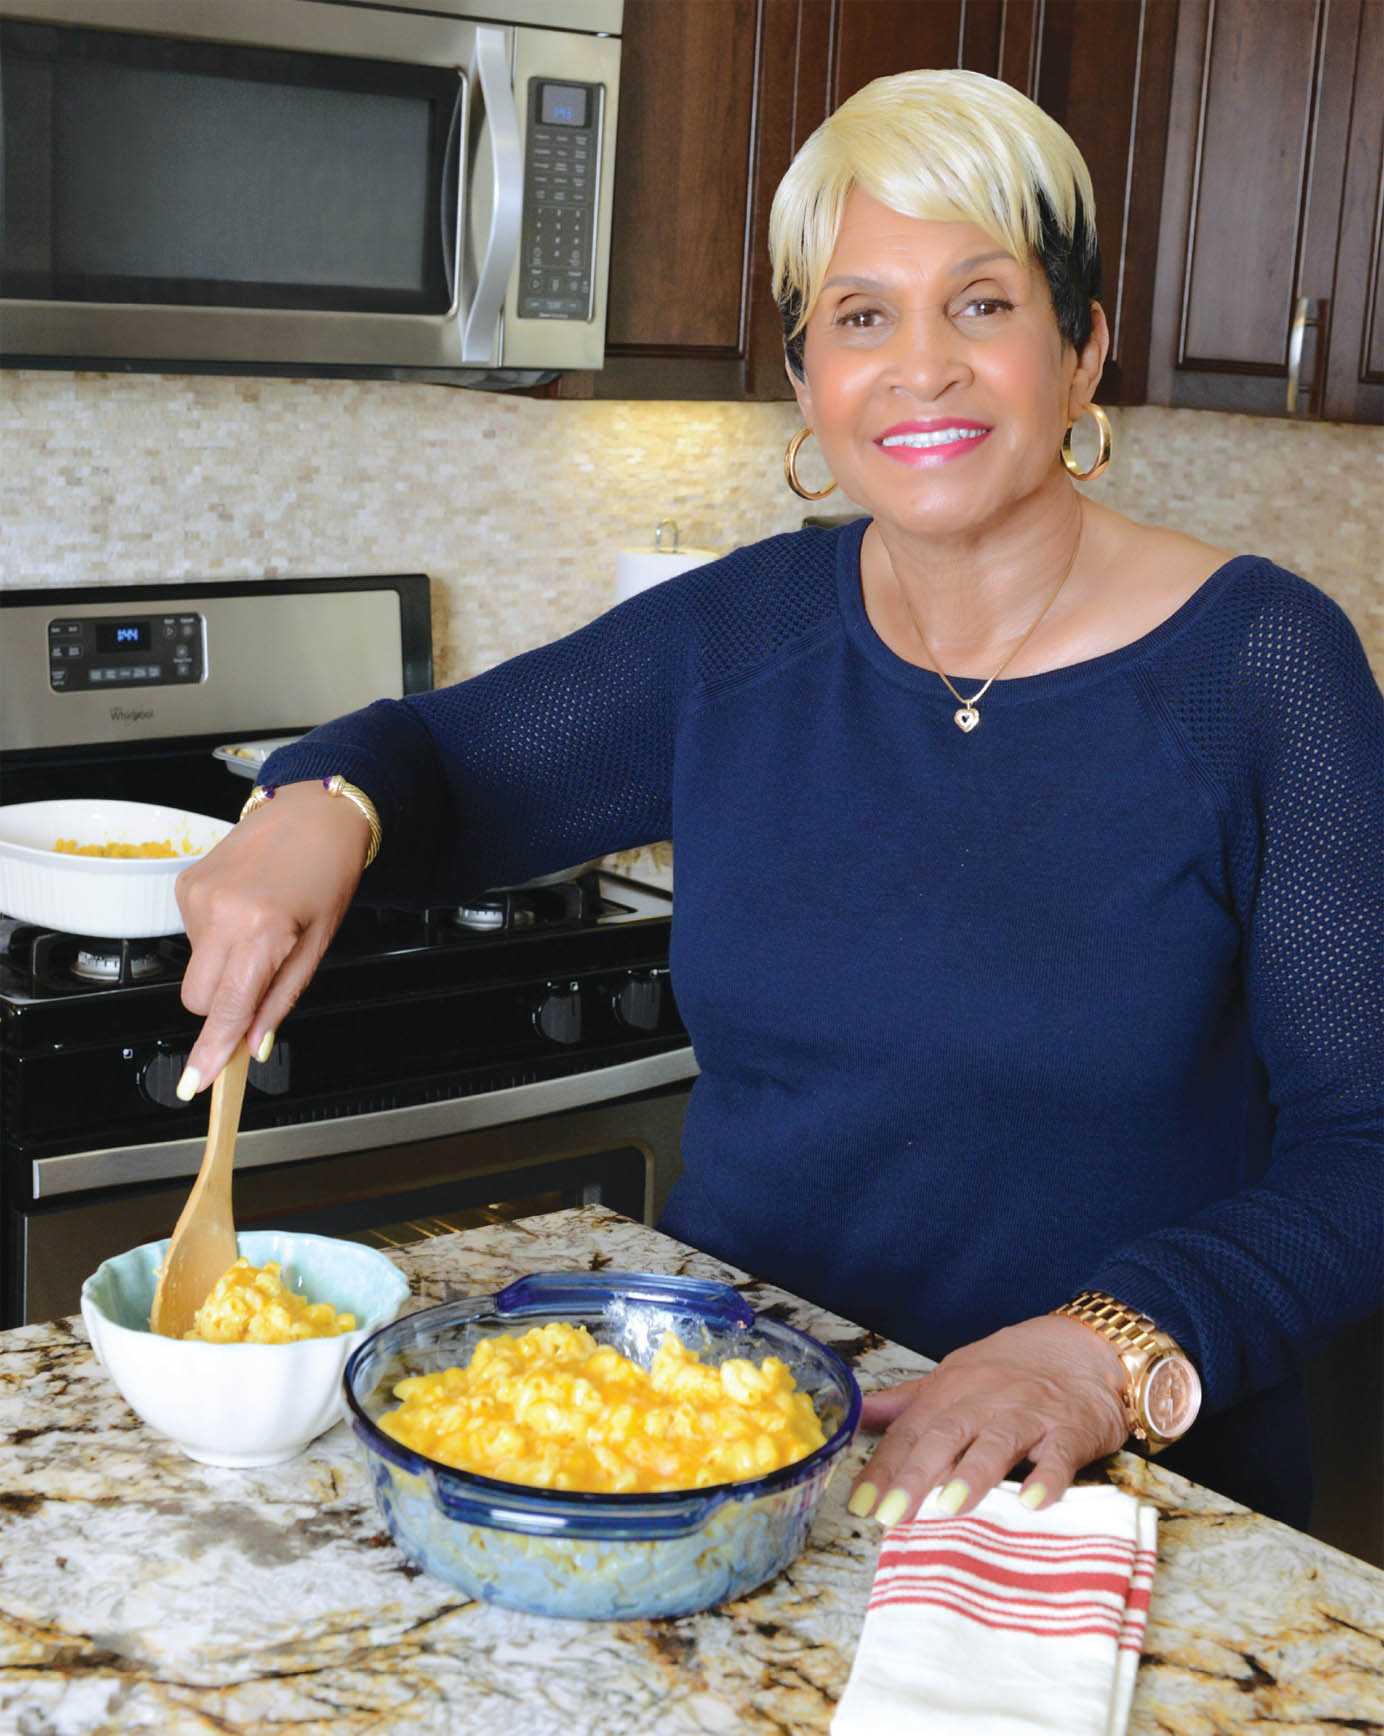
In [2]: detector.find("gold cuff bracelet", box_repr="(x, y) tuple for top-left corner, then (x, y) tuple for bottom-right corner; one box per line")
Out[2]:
(239, 775), (382, 870)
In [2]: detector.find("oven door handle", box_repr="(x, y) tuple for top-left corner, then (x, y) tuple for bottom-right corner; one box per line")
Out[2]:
(32, 1048), (700, 1199)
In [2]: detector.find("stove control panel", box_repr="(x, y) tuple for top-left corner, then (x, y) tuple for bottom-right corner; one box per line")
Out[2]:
(48, 612), (205, 692)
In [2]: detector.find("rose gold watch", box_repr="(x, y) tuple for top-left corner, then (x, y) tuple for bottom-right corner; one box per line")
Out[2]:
(1053, 1290), (1202, 1452)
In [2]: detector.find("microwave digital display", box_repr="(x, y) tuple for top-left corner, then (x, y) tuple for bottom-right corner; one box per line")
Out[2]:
(540, 83), (589, 128)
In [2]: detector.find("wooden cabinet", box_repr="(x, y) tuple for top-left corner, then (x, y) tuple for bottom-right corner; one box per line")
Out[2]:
(807, 1), (1179, 403)
(561, 0), (1379, 419)
(570, 0), (804, 400)
(1147, 0), (1383, 422)
(601, 0), (758, 376)
(558, 0), (1180, 402)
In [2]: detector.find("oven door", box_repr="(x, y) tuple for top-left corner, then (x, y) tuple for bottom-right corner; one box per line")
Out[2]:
(0, 2), (618, 373)
(15, 1081), (690, 1326)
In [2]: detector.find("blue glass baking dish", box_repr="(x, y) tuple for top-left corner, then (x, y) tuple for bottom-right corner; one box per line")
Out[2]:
(343, 1270), (862, 1619)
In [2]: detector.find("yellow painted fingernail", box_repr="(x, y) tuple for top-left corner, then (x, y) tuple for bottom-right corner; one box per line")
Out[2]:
(847, 1482), (878, 1519)
(1020, 1483), (1047, 1511)
(937, 1478), (969, 1517)
(256, 1029), (275, 1064)
(175, 1065), (200, 1102)
(874, 1488), (909, 1529)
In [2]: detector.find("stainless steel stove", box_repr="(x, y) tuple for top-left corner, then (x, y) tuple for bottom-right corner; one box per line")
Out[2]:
(0, 577), (695, 1325)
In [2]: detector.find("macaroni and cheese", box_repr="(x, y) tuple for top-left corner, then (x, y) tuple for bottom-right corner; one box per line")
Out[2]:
(183, 1257), (357, 1343)
(378, 1321), (826, 1493)
(54, 837), (201, 858)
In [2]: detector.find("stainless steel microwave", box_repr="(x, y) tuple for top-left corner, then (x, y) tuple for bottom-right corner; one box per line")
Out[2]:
(0, 0), (622, 381)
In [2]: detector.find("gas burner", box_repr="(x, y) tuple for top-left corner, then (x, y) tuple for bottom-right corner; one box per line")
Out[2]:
(72, 942), (165, 984)
(2, 922), (188, 996)
(451, 897), (536, 933)
(446, 872), (607, 937)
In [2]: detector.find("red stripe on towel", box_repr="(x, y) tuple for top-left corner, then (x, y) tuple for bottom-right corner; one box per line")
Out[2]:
(870, 1584), (1126, 1633)
(866, 1514), (1156, 1649)
(881, 1518), (1138, 1565)
(875, 1547), (1133, 1598)
(867, 1585), (1129, 1641)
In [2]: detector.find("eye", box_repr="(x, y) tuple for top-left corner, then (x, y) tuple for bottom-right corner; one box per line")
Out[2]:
(958, 296), (1014, 320)
(831, 302), (887, 329)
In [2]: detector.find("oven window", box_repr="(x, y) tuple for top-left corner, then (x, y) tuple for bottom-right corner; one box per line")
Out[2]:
(353, 1187), (576, 1250)
(234, 1148), (651, 1249)
(1, 22), (458, 312)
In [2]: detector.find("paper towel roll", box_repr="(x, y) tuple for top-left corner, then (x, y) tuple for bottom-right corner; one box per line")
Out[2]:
(614, 546), (719, 604)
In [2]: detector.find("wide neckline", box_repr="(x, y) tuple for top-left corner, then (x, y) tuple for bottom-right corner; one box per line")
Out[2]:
(833, 515), (1260, 705)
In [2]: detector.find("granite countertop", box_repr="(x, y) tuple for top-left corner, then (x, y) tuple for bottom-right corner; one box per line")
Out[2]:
(3, 1206), (1381, 1734)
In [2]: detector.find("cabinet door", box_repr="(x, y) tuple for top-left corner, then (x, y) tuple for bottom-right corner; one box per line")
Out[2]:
(762, 0), (1174, 403)
(1322, 0), (1384, 422)
(574, 0), (1175, 402)
(594, 0), (760, 396)
(829, 0), (967, 95)
(822, 1), (1175, 403)
(1147, 0), (1374, 420)
(1027, 2), (1177, 403)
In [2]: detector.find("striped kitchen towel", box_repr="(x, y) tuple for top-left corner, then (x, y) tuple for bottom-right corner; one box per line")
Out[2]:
(831, 1480), (1158, 1736)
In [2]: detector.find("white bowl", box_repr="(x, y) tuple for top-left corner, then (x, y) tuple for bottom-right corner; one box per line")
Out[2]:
(0, 799), (231, 937)
(81, 1230), (411, 1467)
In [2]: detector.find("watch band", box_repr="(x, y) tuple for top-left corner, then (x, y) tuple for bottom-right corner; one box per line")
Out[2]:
(1053, 1289), (1197, 1451)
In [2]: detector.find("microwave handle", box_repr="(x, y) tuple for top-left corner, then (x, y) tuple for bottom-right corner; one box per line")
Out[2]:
(461, 26), (523, 364)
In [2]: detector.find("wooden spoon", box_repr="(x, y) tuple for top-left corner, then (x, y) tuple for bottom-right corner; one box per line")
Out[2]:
(149, 1040), (250, 1338)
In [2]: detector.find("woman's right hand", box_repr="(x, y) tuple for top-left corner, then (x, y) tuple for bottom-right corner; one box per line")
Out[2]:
(174, 780), (374, 1096)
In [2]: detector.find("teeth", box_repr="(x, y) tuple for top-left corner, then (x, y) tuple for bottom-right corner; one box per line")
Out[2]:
(880, 427), (986, 448)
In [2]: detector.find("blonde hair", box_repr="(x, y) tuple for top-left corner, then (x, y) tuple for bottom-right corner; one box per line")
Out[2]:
(769, 69), (1100, 374)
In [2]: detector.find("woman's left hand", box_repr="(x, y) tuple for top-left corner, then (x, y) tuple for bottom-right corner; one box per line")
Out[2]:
(849, 1315), (1131, 1526)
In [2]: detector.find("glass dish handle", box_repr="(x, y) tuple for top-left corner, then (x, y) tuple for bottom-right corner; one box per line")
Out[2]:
(495, 1270), (755, 1329)
(427, 1472), (729, 1539)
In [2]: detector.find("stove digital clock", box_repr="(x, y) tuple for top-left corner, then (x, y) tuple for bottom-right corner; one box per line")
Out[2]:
(48, 613), (205, 692)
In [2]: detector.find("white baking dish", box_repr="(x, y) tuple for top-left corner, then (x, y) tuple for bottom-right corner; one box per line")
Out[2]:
(0, 800), (231, 937)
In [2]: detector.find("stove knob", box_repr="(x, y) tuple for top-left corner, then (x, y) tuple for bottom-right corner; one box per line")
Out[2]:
(613, 969), (664, 1031)
(534, 981), (582, 1045)
(140, 1050), (188, 1109)
(249, 1041), (290, 1095)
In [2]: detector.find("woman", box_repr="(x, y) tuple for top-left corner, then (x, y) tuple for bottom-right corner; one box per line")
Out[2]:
(175, 71), (1382, 1533)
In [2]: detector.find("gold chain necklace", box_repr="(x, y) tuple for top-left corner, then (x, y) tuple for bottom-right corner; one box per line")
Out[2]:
(895, 523), (1083, 733)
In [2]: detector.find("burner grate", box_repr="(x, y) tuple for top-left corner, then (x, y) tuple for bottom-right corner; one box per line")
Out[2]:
(5, 924), (191, 995)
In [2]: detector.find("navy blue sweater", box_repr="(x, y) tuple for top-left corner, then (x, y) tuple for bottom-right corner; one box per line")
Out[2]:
(263, 520), (1384, 1525)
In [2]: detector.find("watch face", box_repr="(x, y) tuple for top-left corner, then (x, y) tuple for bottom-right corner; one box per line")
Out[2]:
(1145, 1354), (1203, 1440)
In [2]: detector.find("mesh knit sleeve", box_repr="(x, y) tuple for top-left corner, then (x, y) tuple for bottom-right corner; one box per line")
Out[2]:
(1087, 563), (1384, 1412)
(258, 527), (844, 907)
(260, 570), (699, 906)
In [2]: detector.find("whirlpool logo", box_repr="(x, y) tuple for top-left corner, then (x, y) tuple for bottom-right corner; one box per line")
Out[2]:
(109, 705), (156, 725)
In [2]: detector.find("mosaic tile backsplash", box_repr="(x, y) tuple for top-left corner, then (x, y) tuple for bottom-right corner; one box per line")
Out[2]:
(3, 372), (1380, 697)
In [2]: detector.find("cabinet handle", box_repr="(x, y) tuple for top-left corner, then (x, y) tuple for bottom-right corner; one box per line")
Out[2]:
(1286, 297), (1325, 413)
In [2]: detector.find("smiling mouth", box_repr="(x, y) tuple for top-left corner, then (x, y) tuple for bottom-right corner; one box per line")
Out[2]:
(878, 427), (989, 450)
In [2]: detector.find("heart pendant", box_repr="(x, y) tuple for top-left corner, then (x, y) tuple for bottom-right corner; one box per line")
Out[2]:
(954, 706), (980, 733)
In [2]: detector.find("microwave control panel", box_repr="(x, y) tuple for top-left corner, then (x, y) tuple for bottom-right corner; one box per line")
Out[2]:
(517, 79), (602, 323)
(47, 613), (205, 692)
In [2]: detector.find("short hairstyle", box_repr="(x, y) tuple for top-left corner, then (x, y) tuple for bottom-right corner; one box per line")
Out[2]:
(769, 69), (1102, 378)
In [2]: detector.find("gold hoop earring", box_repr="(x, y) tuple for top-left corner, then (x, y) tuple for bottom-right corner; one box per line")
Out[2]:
(1061, 403), (1113, 482)
(784, 426), (837, 500)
